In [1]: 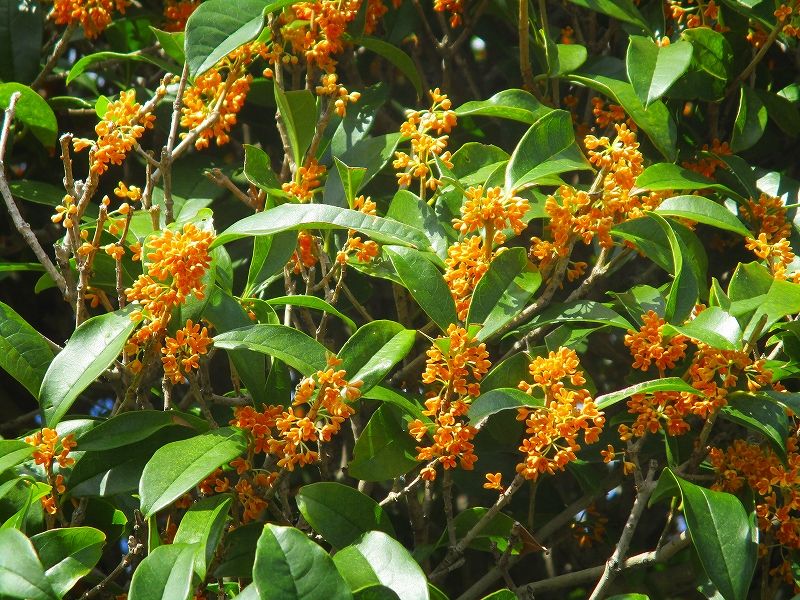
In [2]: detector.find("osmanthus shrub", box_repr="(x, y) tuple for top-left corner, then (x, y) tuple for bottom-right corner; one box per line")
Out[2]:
(1, 0), (800, 598)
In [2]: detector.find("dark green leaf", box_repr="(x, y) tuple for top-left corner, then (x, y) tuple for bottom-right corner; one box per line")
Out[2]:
(128, 543), (197, 600)
(0, 441), (34, 474)
(349, 405), (419, 481)
(0, 300), (54, 398)
(351, 36), (422, 97)
(627, 36), (692, 106)
(455, 89), (551, 124)
(469, 388), (542, 423)
(514, 300), (632, 335)
(214, 324), (328, 376)
(246, 231), (297, 295)
(139, 427), (248, 518)
(386, 190), (450, 259)
(67, 51), (179, 84)
(0, 0), (42, 84)
(334, 157), (368, 207)
(385, 246), (456, 331)
(243, 144), (285, 197)
(595, 377), (698, 409)
(253, 524), (352, 600)
(296, 483), (395, 549)
(333, 532), (428, 600)
(174, 495), (232, 579)
(275, 88), (317, 167)
(0, 528), (57, 600)
(731, 86), (767, 152)
(30, 527), (105, 598)
(338, 320), (416, 393)
(266, 295), (357, 331)
(720, 393), (789, 460)
(635, 163), (736, 198)
(565, 0), (651, 30)
(40, 307), (136, 427)
(76, 410), (207, 451)
(0, 83), (57, 147)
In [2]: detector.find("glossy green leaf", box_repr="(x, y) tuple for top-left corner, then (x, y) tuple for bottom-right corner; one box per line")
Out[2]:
(349, 405), (419, 481)
(386, 190), (450, 259)
(731, 86), (767, 152)
(0, 0), (42, 84)
(128, 543), (197, 600)
(139, 427), (248, 518)
(150, 27), (186, 64)
(553, 43), (588, 76)
(296, 482), (395, 549)
(214, 324), (328, 376)
(215, 204), (432, 251)
(596, 377), (698, 409)
(469, 388), (543, 423)
(565, 0), (650, 30)
(468, 248), (542, 340)
(31, 527), (105, 598)
(720, 393), (789, 460)
(0, 83), (57, 147)
(266, 295), (357, 331)
(514, 300), (632, 336)
(0, 300), (54, 398)
(174, 495), (232, 580)
(352, 36), (422, 97)
(275, 88), (317, 167)
(213, 522), (262, 578)
(338, 320), (416, 393)
(243, 144), (285, 196)
(324, 133), (401, 208)
(334, 157), (368, 207)
(385, 246), (456, 331)
(627, 36), (692, 106)
(647, 213), (697, 323)
(253, 524), (352, 600)
(650, 468), (757, 600)
(455, 89), (551, 124)
(0, 441), (34, 474)
(664, 306), (742, 350)
(76, 410), (207, 451)
(505, 110), (591, 192)
(40, 307), (136, 427)
(635, 163), (735, 197)
(728, 262), (800, 340)
(0, 528), (57, 600)
(67, 51), (179, 84)
(675, 27), (733, 101)
(246, 231), (297, 295)
(435, 507), (517, 552)
(333, 532), (428, 600)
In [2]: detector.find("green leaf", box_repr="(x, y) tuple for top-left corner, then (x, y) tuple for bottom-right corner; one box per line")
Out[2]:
(185, 0), (275, 77)
(128, 543), (197, 600)
(468, 248), (542, 340)
(246, 231), (297, 295)
(349, 405), (419, 481)
(553, 44), (588, 76)
(215, 204), (432, 251)
(386, 190), (450, 259)
(243, 144), (286, 196)
(0, 441), (34, 474)
(0, 529), (57, 600)
(0, 83), (57, 147)
(650, 468), (757, 600)
(150, 27), (186, 64)
(214, 324), (328, 376)
(567, 58), (677, 160)
(514, 300), (633, 335)
(351, 36), (422, 97)
(0, 0), (43, 84)
(333, 532), (428, 600)
(139, 427), (248, 518)
(296, 483), (395, 549)
(76, 410), (207, 451)
(646, 213), (697, 322)
(635, 163), (735, 197)
(595, 377), (699, 409)
(0, 300), (54, 398)
(174, 495), (232, 580)
(338, 320), (416, 393)
(720, 393), (789, 460)
(664, 306), (742, 350)
(266, 295), (357, 331)
(363, 385), (428, 423)
(334, 157), (368, 207)
(275, 88), (317, 167)
(731, 86), (768, 152)
(505, 110), (591, 192)
(728, 262), (800, 340)
(324, 133), (401, 208)
(679, 27), (733, 98)
(455, 89), (551, 124)
(626, 36), (693, 106)
(67, 51), (180, 84)
(253, 524), (352, 600)
(385, 246), (456, 331)
(40, 307), (136, 427)
(214, 522), (262, 578)
(565, 0), (651, 31)
(479, 592), (517, 600)
(30, 527), (105, 598)
(469, 388), (543, 423)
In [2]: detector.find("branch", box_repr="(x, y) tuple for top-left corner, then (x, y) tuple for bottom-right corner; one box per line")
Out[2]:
(0, 93), (68, 296)
(31, 23), (77, 89)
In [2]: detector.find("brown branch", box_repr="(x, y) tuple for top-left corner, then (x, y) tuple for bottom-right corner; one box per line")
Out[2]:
(31, 23), (77, 89)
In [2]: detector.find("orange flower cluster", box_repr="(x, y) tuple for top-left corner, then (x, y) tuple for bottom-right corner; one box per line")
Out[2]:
(710, 431), (800, 584)
(591, 98), (634, 131)
(666, 0), (723, 29)
(531, 123), (664, 277)
(73, 90), (157, 174)
(316, 73), (362, 117)
(290, 231), (319, 273)
(515, 347), (604, 480)
(181, 42), (267, 150)
(742, 193), (797, 281)
(571, 503), (609, 548)
(232, 356), (361, 472)
(624, 310), (688, 373)
(682, 138), (731, 179)
(161, 320), (212, 384)
(394, 89), (457, 194)
(408, 325), (491, 480)
(51, 194), (78, 228)
(25, 428), (77, 515)
(433, 0), (465, 27)
(778, 2), (800, 38)
(197, 466), (275, 522)
(52, 0), (128, 39)
(337, 196), (380, 264)
(279, 0), (387, 73)
(282, 158), (326, 202)
(163, 0), (200, 31)
(445, 186), (529, 319)
(124, 223), (214, 369)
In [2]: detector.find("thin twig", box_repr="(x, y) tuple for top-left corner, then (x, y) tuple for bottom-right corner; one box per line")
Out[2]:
(31, 23), (77, 89)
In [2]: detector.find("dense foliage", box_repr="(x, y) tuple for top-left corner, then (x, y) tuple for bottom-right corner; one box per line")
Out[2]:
(1, 0), (800, 598)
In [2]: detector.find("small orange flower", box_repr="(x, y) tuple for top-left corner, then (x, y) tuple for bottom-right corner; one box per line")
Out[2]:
(161, 320), (212, 384)
(53, 0), (129, 39)
(624, 311), (688, 372)
(483, 472), (504, 491)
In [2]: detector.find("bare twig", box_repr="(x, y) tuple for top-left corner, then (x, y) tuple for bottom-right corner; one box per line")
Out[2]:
(31, 23), (77, 89)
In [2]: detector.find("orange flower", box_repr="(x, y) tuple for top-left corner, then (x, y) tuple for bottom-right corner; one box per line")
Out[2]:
(25, 428), (77, 469)
(336, 196), (380, 264)
(282, 158), (326, 202)
(433, 0), (464, 27)
(682, 138), (731, 178)
(741, 193), (796, 280)
(163, 0), (200, 31)
(161, 320), (212, 384)
(624, 311), (688, 372)
(483, 472), (504, 491)
(53, 0), (129, 39)
(453, 186), (529, 241)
